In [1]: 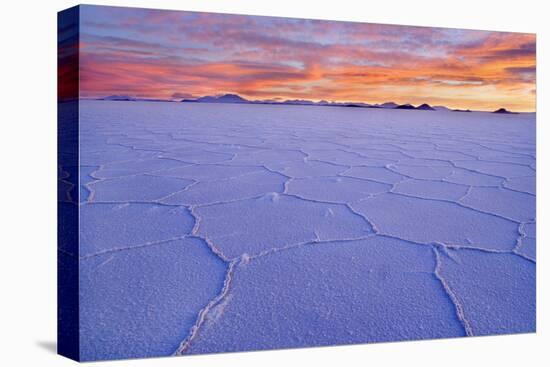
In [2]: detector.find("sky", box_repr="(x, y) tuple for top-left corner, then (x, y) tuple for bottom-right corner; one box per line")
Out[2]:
(78, 5), (536, 111)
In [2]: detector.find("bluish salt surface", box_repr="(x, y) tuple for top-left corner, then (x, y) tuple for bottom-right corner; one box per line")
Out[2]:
(89, 174), (193, 202)
(504, 175), (536, 195)
(195, 194), (372, 258)
(436, 248), (535, 335)
(80, 238), (227, 360)
(390, 164), (455, 179)
(74, 100), (536, 360)
(344, 166), (405, 184)
(184, 237), (465, 354)
(93, 157), (186, 179)
(160, 170), (287, 205)
(287, 176), (390, 203)
(79, 203), (194, 256)
(444, 167), (504, 186)
(352, 193), (518, 250)
(392, 179), (469, 201)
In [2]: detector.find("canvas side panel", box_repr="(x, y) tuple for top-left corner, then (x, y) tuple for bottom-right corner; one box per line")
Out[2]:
(57, 5), (80, 362)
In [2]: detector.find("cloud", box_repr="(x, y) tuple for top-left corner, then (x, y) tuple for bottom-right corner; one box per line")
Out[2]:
(505, 66), (536, 75)
(78, 7), (536, 111)
(491, 41), (536, 58)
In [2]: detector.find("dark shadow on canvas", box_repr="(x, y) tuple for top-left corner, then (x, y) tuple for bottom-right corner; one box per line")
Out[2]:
(36, 340), (57, 354)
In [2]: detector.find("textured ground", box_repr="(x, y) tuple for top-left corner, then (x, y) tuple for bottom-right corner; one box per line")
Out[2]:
(65, 100), (535, 360)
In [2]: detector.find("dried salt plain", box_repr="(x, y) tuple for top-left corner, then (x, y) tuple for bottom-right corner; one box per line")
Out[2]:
(70, 100), (536, 360)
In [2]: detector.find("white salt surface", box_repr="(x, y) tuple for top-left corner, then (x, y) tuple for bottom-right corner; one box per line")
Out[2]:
(72, 100), (535, 360)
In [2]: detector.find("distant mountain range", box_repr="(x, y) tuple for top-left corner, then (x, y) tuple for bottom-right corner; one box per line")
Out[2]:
(97, 94), (521, 113)
(100, 95), (170, 102)
(180, 94), (442, 111)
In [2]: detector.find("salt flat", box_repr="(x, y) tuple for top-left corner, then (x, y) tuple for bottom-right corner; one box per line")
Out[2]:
(72, 100), (535, 360)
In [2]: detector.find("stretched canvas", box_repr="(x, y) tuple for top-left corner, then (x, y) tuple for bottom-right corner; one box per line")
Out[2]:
(58, 4), (536, 362)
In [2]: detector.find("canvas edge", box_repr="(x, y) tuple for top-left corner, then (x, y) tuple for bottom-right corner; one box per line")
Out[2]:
(57, 4), (81, 362)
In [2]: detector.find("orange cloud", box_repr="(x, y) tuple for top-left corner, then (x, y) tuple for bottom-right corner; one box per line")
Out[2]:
(79, 8), (536, 111)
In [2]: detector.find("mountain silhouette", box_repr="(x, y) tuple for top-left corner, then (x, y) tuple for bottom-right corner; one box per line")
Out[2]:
(192, 94), (249, 103)
(417, 103), (435, 111)
(493, 108), (516, 114)
(379, 102), (398, 108)
(395, 104), (416, 110)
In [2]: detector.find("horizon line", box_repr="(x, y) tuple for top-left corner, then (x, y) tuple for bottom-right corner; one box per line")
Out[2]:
(83, 92), (535, 113)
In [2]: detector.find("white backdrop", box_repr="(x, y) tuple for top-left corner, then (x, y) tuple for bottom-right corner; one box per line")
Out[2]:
(0, 0), (546, 366)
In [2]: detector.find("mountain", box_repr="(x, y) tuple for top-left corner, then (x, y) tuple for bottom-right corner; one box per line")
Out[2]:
(190, 96), (215, 102)
(340, 103), (370, 108)
(192, 94), (249, 104)
(181, 93), (249, 103)
(417, 103), (435, 111)
(395, 104), (416, 110)
(217, 94), (249, 103)
(99, 95), (173, 102)
(281, 99), (316, 105)
(434, 105), (450, 111)
(493, 108), (516, 114)
(332, 101), (375, 108)
(452, 109), (472, 113)
(141, 98), (174, 102)
(379, 102), (398, 108)
(393, 103), (436, 111)
(101, 95), (136, 101)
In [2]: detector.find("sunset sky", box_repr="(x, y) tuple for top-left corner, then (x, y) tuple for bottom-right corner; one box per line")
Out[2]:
(78, 5), (536, 111)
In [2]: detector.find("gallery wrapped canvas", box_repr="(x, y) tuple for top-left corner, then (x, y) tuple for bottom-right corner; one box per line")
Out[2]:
(58, 4), (536, 362)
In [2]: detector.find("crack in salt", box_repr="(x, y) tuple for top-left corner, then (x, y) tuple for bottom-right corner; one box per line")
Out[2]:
(174, 257), (239, 355)
(80, 235), (191, 259)
(431, 245), (474, 337)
